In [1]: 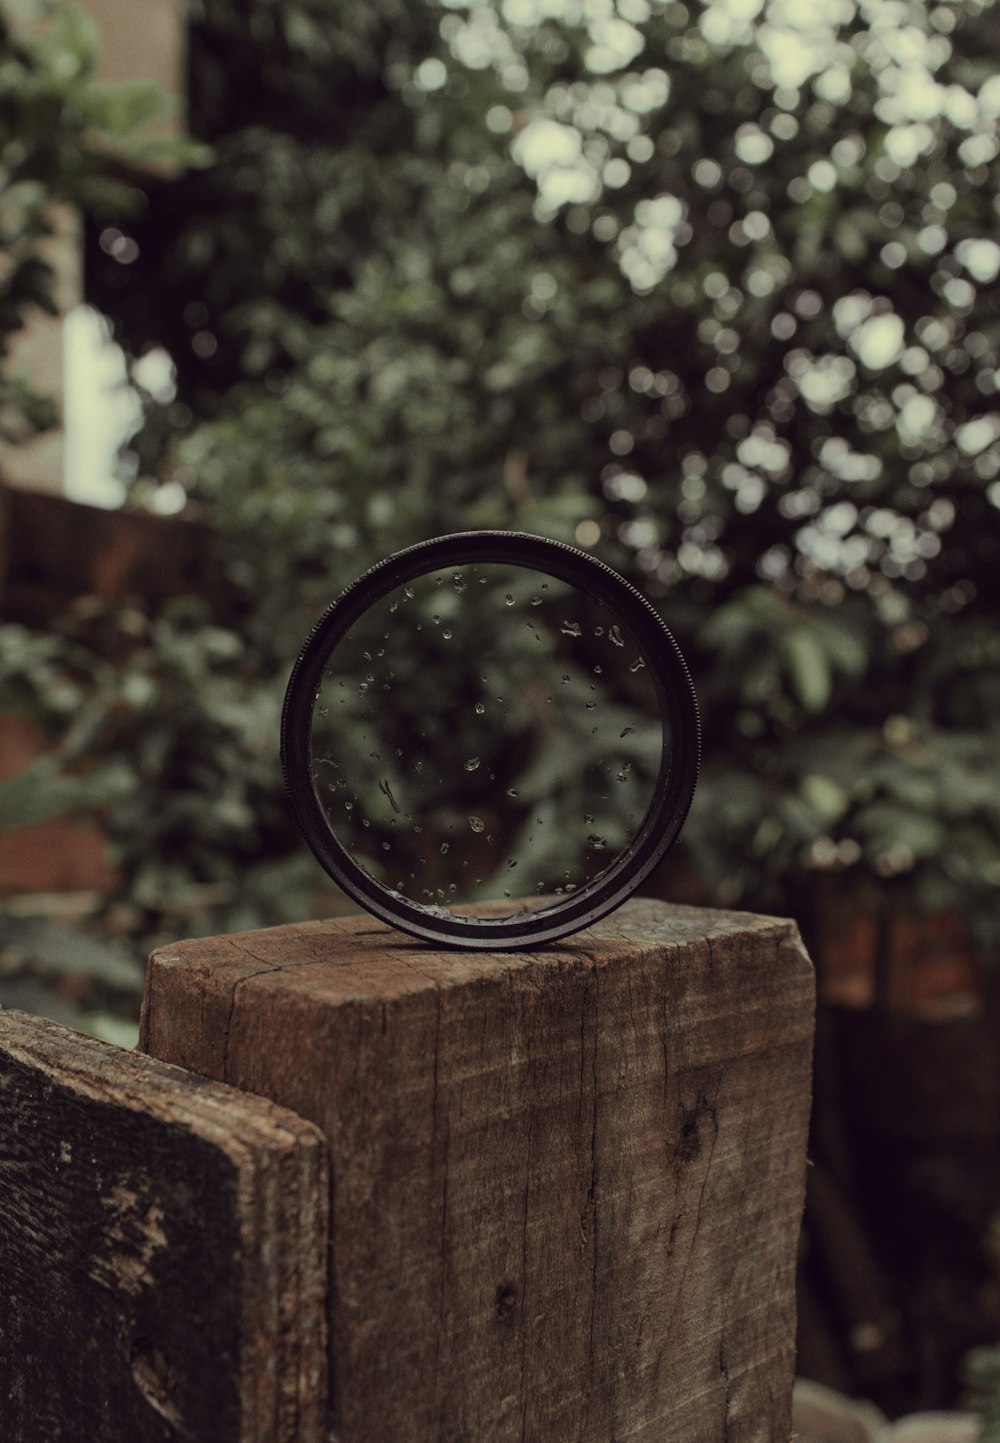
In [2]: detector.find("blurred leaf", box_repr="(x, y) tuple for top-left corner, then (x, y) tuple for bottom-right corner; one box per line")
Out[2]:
(0, 916), (143, 991)
(77, 1012), (140, 1048)
(783, 631), (832, 714)
(0, 762), (104, 829)
(801, 774), (849, 824)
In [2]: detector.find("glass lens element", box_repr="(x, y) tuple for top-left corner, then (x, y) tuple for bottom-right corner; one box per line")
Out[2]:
(309, 562), (664, 919)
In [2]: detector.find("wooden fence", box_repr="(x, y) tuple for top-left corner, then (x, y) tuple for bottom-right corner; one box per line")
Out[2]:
(0, 898), (814, 1441)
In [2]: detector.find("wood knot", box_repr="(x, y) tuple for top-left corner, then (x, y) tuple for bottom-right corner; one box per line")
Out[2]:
(495, 1281), (518, 1325)
(676, 1092), (717, 1165)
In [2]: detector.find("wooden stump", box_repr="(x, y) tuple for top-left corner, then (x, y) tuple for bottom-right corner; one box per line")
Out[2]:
(0, 1011), (328, 1443)
(141, 898), (815, 1443)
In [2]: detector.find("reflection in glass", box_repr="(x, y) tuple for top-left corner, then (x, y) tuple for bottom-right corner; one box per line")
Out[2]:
(309, 562), (665, 918)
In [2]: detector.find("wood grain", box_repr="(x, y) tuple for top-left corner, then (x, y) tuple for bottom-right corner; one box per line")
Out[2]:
(0, 1010), (328, 1443)
(141, 897), (815, 1443)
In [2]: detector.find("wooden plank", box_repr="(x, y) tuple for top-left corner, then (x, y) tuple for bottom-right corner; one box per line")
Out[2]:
(0, 1010), (328, 1443)
(141, 897), (815, 1443)
(0, 483), (216, 626)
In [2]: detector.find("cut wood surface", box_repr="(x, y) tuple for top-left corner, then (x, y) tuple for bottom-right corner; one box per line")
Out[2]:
(142, 897), (815, 1443)
(0, 1010), (328, 1443)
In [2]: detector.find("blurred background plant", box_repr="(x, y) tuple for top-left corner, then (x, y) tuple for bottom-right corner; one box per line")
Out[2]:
(2, 0), (1000, 1416)
(964, 1343), (1000, 1442)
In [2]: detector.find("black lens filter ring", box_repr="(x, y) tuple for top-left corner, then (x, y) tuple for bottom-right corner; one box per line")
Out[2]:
(281, 531), (700, 949)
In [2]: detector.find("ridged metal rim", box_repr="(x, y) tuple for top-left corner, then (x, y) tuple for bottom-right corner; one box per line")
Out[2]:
(281, 531), (700, 949)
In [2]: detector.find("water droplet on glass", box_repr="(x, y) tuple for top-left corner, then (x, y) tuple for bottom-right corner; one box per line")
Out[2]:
(503, 889), (512, 898)
(464, 756), (480, 772)
(358, 682), (369, 694)
(506, 859), (518, 869)
(560, 674), (570, 685)
(344, 801), (353, 810)
(530, 595), (542, 606)
(442, 628), (453, 640)
(584, 813), (595, 824)
(588, 834), (607, 849)
(475, 702), (485, 715)
(440, 842), (450, 854)
(506, 787), (518, 798)
(617, 762), (632, 783)
(382, 842), (390, 851)
(453, 574), (467, 594)
(317, 705), (330, 718)
(560, 620), (582, 637)
(593, 665), (603, 675)
(469, 816), (485, 833)
(504, 593), (515, 607)
(629, 657), (646, 672)
(609, 625), (624, 647)
(594, 626), (604, 637)
(403, 585), (414, 600)
(586, 701), (596, 711)
(432, 614), (440, 626)
(620, 725), (635, 738)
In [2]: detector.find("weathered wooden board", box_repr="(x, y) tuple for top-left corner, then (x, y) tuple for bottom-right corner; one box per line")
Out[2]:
(0, 1010), (328, 1443)
(141, 897), (815, 1443)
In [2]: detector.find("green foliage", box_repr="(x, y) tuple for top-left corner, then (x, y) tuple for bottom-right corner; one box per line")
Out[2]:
(0, 759), (109, 828)
(0, 0), (207, 435)
(6, 0), (1000, 953)
(0, 5), (215, 1030)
